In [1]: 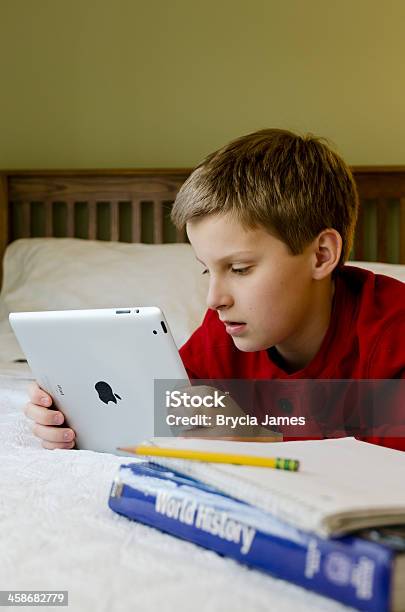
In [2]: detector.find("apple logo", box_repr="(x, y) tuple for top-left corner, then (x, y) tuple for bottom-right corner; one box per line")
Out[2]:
(95, 381), (122, 405)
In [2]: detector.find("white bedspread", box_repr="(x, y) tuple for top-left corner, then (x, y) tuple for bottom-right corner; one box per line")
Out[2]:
(0, 364), (351, 612)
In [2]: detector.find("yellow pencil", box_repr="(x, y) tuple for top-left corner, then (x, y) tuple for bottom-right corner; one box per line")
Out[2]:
(117, 445), (300, 471)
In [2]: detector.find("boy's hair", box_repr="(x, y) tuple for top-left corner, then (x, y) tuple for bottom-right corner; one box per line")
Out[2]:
(171, 128), (359, 264)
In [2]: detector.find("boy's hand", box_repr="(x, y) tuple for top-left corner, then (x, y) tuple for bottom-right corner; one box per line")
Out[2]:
(24, 382), (76, 450)
(167, 385), (282, 441)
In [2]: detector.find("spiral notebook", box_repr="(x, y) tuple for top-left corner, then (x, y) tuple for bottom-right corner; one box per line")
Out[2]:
(135, 437), (405, 537)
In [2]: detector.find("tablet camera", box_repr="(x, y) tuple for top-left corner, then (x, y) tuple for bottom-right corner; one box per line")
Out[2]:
(152, 322), (167, 335)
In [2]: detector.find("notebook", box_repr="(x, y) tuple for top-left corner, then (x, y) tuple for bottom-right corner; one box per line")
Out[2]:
(137, 437), (405, 537)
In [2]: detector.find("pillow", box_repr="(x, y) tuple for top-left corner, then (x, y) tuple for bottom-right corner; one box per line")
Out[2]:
(0, 239), (404, 363)
(0, 238), (208, 361)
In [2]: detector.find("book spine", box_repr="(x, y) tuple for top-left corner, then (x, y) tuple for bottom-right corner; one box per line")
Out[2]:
(108, 463), (393, 612)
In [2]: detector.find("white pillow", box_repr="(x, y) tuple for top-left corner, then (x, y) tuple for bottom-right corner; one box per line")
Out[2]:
(0, 238), (208, 361)
(0, 240), (403, 363)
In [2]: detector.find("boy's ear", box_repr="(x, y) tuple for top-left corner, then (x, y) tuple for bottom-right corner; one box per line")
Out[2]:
(311, 229), (342, 279)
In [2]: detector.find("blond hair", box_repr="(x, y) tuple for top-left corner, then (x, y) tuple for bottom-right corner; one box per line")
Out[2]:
(171, 128), (359, 263)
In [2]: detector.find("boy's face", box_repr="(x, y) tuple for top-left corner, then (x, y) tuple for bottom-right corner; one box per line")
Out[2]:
(187, 214), (317, 352)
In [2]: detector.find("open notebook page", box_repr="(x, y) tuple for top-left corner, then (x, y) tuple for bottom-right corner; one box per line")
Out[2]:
(144, 437), (405, 537)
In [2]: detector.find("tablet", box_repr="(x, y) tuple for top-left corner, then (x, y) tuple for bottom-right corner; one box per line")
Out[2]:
(9, 307), (189, 453)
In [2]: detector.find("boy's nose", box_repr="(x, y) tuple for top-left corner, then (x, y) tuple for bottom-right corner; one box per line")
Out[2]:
(206, 279), (233, 311)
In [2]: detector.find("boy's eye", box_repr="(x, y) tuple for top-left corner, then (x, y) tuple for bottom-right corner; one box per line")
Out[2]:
(231, 267), (251, 275)
(201, 266), (251, 275)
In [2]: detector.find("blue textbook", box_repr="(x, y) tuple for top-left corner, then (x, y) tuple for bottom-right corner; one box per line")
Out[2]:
(108, 462), (404, 612)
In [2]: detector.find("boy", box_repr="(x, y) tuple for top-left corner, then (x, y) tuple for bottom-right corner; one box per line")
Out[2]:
(25, 129), (405, 450)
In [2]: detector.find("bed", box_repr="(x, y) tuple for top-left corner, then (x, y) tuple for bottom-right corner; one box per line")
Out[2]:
(0, 168), (404, 612)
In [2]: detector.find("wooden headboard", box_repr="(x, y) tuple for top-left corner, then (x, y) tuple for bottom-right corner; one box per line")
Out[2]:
(0, 167), (404, 287)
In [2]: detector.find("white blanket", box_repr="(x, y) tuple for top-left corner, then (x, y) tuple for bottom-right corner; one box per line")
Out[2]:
(0, 364), (349, 612)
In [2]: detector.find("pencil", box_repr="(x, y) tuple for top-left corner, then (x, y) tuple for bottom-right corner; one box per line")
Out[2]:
(117, 444), (300, 471)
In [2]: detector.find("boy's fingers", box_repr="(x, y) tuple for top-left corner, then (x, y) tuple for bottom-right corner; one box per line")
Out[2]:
(28, 382), (52, 407)
(32, 423), (75, 444)
(24, 402), (65, 426)
(41, 440), (75, 450)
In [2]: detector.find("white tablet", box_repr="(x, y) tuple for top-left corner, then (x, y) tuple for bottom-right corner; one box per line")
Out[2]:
(9, 307), (189, 453)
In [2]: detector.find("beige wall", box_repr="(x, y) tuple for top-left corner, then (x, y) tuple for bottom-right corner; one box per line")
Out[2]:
(1, 0), (405, 168)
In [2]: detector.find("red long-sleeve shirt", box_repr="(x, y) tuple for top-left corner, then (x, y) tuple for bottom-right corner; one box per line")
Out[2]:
(179, 265), (405, 451)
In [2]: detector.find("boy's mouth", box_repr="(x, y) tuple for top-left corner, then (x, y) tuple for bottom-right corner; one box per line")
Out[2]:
(222, 321), (247, 336)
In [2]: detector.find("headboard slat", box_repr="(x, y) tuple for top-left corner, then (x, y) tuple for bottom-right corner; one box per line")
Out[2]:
(44, 201), (53, 237)
(153, 201), (163, 244)
(376, 198), (388, 262)
(88, 201), (97, 240)
(131, 199), (142, 242)
(21, 202), (31, 238)
(66, 200), (75, 237)
(110, 200), (119, 242)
